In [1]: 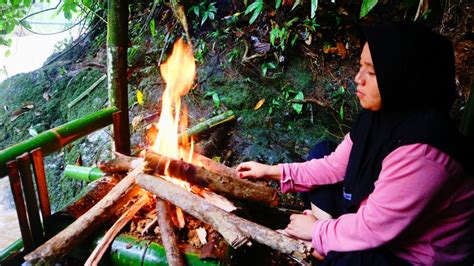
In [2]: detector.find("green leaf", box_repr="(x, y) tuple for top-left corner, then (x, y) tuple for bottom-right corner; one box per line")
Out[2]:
(212, 93), (220, 108)
(360, 0), (378, 18)
(292, 91), (304, 114)
(275, 0), (282, 9)
(310, 0), (318, 18)
(4, 50), (11, 57)
(23, 0), (32, 7)
(244, 1), (260, 15)
(245, 0), (263, 25)
(192, 6), (199, 17)
(150, 20), (156, 37)
(339, 104), (344, 120)
(291, 0), (301, 11)
(201, 12), (208, 25)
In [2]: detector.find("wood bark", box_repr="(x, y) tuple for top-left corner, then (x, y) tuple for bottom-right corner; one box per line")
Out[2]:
(99, 152), (278, 206)
(85, 193), (149, 266)
(156, 199), (185, 266)
(137, 173), (310, 261)
(145, 150), (278, 206)
(24, 166), (144, 264)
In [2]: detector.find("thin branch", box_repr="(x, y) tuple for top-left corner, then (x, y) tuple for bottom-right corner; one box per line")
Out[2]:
(20, 0), (62, 23)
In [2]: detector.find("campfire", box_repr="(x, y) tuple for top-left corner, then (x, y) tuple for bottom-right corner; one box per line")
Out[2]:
(23, 39), (311, 265)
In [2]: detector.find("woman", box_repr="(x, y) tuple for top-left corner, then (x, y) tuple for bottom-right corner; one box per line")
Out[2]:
(237, 22), (473, 265)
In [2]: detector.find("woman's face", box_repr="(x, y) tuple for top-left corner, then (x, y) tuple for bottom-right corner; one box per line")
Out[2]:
(355, 43), (382, 111)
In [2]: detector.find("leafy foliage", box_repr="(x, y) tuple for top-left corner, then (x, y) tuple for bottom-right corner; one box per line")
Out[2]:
(244, 0), (264, 25)
(360, 0), (378, 18)
(189, 1), (217, 26)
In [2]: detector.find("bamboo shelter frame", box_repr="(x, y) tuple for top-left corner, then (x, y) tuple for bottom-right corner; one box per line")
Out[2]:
(0, 0), (130, 263)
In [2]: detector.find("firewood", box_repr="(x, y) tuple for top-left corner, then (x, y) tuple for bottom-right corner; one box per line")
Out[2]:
(156, 199), (186, 266)
(24, 166), (145, 264)
(137, 173), (311, 262)
(85, 193), (149, 266)
(98, 152), (144, 173)
(145, 150), (278, 206)
(99, 152), (278, 206)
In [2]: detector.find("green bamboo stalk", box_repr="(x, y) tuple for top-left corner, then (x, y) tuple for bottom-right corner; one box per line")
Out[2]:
(0, 107), (118, 177)
(178, 110), (236, 142)
(461, 84), (474, 137)
(107, 0), (130, 155)
(68, 74), (107, 109)
(64, 165), (104, 182)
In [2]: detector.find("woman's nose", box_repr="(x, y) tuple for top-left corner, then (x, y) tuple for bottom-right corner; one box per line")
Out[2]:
(355, 71), (364, 86)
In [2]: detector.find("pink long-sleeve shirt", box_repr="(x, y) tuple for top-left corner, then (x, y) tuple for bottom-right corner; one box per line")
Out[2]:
(279, 134), (474, 265)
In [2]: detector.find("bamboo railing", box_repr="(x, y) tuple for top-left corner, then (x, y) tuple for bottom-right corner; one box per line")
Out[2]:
(0, 107), (118, 178)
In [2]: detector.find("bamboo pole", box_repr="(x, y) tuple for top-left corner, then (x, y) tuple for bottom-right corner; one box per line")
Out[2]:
(107, 0), (130, 155)
(0, 107), (118, 177)
(64, 165), (105, 182)
(24, 166), (144, 264)
(7, 161), (33, 252)
(17, 153), (45, 247)
(68, 74), (107, 109)
(178, 110), (236, 143)
(31, 148), (51, 221)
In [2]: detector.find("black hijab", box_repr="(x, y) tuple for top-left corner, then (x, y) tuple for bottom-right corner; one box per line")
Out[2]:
(340, 22), (473, 214)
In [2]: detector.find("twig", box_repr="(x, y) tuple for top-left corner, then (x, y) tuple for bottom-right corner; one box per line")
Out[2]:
(85, 193), (149, 266)
(156, 199), (185, 266)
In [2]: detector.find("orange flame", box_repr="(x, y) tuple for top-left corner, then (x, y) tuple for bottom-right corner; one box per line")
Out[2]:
(148, 39), (197, 190)
(150, 39), (195, 161)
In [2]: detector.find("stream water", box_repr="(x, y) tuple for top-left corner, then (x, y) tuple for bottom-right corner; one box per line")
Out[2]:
(0, 177), (20, 250)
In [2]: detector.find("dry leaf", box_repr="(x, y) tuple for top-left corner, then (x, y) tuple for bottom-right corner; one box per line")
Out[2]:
(254, 99), (265, 110)
(323, 42), (347, 58)
(43, 92), (51, 101)
(137, 90), (144, 105)
(132, 115), (143, 130)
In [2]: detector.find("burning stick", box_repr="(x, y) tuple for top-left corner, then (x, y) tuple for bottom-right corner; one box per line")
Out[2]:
(137, 173), (311, 261)
(24, 165), (145, 264)
(85, 193), (149, 266)
(145, 150), (278, 206)
(99, 151), (278, 206)
(156, 199), (186, 266)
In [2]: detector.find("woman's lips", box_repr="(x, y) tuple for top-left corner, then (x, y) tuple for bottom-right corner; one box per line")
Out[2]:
(356, 89), (364, 97)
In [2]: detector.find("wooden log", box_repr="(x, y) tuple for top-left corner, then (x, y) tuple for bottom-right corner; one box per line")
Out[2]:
(99, 152), (278, 206)
(137, 173), (248, 248)
(137, 173), (311, 261)
(24, 166), (145, 264)
(85, 193), (149, 266)
(98, 152), (144, 173)
(156, 199), (185, 266)
(145, 150), (278, 206)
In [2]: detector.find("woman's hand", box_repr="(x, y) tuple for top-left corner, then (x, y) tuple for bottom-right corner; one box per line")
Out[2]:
(284, 212), (317, 241)
(236, 161), (281, 180)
